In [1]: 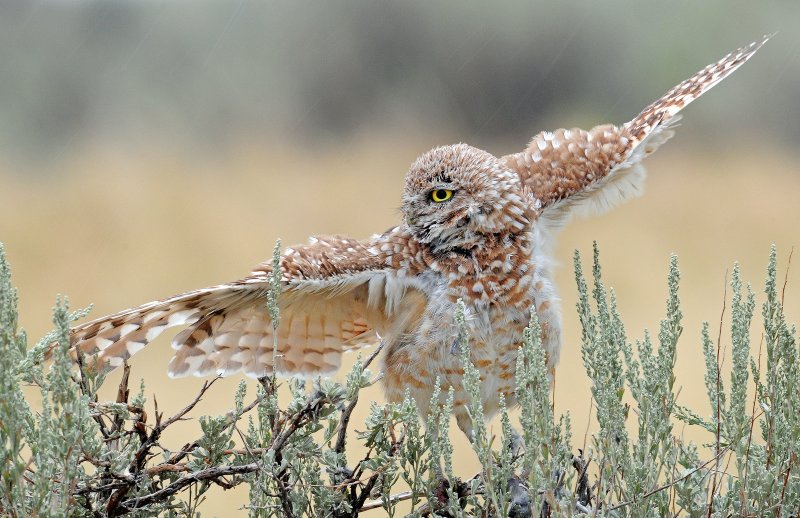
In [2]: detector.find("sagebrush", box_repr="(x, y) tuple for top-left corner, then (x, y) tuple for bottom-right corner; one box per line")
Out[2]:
(1, 242), (798, 516)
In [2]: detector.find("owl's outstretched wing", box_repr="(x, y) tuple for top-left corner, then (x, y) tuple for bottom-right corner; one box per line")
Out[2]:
(67, 228), (427, 378)
(502, 36), (768, 233)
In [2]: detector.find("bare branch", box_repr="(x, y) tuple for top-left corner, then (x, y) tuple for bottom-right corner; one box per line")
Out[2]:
(115, 462), (261, 512)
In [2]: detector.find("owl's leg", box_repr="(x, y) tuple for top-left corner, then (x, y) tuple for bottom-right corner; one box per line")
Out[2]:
(495, 426), (535, 516)
(456, 409), (533, 516)
(532, 269), (563, 377)
(454, 411), (475, 443)
(508, 427), (524, 457)
(456, 407), (524, 461)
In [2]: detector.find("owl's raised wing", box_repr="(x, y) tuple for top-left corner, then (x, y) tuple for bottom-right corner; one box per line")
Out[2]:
(67, 227), (427, 378)
(502, 36), (768, 233)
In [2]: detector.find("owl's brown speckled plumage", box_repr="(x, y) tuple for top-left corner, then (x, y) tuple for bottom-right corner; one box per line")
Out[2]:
(65, 37), (767, 436)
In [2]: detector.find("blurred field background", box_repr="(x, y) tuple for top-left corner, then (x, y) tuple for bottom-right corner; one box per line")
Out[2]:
(1, 1), (799, 515)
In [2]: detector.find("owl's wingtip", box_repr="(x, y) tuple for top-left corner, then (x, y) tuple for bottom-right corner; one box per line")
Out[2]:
(760, 32), (777, 43)
(749, 33), (774, 54)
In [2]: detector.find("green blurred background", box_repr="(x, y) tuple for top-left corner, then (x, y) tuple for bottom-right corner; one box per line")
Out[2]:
(1, 1), (799, 515)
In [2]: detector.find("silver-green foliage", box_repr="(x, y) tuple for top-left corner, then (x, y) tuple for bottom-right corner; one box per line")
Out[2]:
(574, 245), (693, 516)
(1, 239), (799, 516)
(573, 243), (799, 517)
(0, 243), (102, 516)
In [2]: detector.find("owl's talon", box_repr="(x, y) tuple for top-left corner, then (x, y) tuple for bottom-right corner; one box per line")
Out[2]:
(507, 475), (532, 518)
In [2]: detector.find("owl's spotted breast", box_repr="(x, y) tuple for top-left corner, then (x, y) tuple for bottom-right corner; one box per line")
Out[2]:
(432, 231), (536, 309)
(381, 223), (563, 436)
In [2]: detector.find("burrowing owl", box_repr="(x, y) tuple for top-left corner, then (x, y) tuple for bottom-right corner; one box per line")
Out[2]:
(66, 38), (766, 436)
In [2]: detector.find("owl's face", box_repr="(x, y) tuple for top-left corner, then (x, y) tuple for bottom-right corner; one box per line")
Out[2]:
(402, 143), (532, 252)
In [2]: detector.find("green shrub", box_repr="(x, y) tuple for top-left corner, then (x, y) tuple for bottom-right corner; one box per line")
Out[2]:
(1, 242), (798, 516)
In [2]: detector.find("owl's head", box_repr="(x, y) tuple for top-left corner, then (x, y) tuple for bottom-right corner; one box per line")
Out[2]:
(402, 143), (534, 252)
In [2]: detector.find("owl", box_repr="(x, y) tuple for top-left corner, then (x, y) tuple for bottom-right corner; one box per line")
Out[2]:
(64, 38), (766, 437)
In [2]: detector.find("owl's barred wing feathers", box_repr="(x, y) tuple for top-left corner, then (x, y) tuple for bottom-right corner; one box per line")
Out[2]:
(68, 286), (244, 372)
(67, 230), (424, 378)
(503, 36), (769, 231)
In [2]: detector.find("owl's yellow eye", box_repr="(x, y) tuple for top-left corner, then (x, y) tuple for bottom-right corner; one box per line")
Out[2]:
(430, 189), (454, 203)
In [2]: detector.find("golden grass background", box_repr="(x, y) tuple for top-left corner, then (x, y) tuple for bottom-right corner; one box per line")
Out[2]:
(1, 137), (798, 514)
